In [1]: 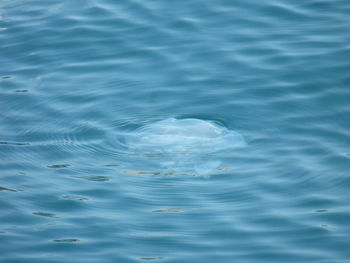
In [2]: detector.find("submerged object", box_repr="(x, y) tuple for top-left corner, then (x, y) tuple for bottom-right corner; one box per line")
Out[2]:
(125, 118), (246, 176)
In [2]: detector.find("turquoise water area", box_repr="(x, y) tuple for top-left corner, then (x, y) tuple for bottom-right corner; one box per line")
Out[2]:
(1, 0), (350, 262)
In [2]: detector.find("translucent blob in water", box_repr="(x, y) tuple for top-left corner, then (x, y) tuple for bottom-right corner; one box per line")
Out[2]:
(126, 118), (246, 176)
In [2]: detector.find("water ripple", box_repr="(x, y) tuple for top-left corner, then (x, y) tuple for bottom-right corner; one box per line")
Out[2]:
(1, 0), (350, 262)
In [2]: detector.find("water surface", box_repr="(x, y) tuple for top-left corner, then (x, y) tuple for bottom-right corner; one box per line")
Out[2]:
(1, 0), (350, 262)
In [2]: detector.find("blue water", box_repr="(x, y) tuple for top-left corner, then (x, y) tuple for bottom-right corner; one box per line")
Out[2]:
(1, 0), (350, 262)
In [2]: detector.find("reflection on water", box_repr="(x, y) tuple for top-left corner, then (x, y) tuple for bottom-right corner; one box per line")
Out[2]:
(14, 89), (29, 93)
(0, 141), (30, 145)
(72, 175), (110, 181)
(61, 195), (90, 201)
(152, 208), (186, 213)
(32, 212), (59, 218)
(53, 238), (81, 243)
(47, 164), (70, 168)
(140, 257), (163, 261)
(0, 186), (17, 192)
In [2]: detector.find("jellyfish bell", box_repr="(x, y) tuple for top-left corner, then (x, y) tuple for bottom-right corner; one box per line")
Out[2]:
(125, 118), (246, 176)
(127, 118), (245, 153)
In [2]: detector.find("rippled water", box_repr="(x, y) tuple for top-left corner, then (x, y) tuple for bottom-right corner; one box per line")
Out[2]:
(1, 0), (350, 262)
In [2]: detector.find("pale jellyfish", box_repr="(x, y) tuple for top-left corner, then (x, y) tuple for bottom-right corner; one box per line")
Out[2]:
(125, 118), (246, 176)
